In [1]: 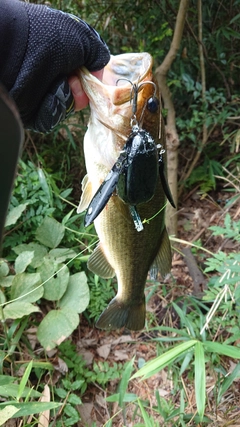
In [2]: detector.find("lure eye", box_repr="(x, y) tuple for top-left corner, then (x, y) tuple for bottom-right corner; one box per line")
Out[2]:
(147, 96), (159, 113)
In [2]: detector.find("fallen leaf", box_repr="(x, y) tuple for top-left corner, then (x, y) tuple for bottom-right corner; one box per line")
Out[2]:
(96, 344), (111, 359)
(38, 384), (50, 427)
(114, 350), (129, 361)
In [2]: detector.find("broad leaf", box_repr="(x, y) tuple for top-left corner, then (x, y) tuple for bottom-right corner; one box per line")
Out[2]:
(38, 259), (69, 301)
(0, 260), (9, 278)
(49, 248), (77, 263)
(3, 302), (40, 320)
(59, 272), (89, 313)
(11, 273), (43, 303)
(36, 217), (65, 248)
(13, 243), (48, 268)
(5, 203), (29, 227)
(15, 251), (34, 274)
(0, 276), (14, 288)
(37, 307), (79, 350)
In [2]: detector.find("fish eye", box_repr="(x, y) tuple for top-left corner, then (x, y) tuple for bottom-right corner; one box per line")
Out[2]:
(147, 96), (159, 113)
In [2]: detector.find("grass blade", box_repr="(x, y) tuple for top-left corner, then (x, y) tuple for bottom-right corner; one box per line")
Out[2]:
(203, 341), (240, 359)
(17, 360), (33, 401)
(131, 340), (197, 380)
(137, 399), (152, 427)
(118, 357), (135, 407)
(218, 362), (240, 403)
(194, 342), (205, 420)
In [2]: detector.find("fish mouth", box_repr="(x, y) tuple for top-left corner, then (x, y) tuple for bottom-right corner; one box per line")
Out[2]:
(102, 52), (153, 87)
(79, 52), (153, 107)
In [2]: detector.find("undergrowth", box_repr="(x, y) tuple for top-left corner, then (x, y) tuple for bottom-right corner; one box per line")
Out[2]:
(1, 0), (240, 425)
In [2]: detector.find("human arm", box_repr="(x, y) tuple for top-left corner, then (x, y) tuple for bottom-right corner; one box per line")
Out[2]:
(0, 0), (110, 132)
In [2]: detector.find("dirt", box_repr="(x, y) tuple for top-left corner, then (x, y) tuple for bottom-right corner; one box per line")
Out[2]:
(70, 188), (239, 426)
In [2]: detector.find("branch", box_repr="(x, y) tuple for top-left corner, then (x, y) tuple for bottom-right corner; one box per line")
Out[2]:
(155, 0), (189, 236)
(156, 0), (189, 132)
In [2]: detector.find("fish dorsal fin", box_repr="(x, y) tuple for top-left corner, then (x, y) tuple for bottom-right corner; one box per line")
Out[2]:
(150, 226), (172, 278)
(77, 174), (92, 213)
(88, 243), (115, 278)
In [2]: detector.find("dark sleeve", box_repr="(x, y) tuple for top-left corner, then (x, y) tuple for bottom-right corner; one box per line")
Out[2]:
(0, 0), (29, 91)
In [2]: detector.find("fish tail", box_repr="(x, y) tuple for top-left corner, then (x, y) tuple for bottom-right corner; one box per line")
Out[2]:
(96, 296), (146, 331)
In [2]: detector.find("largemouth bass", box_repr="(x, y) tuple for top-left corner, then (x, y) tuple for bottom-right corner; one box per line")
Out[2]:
(77, 53), (172, 331)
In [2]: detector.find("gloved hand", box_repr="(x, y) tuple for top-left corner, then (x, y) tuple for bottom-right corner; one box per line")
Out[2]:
(9, 3), (110, 133)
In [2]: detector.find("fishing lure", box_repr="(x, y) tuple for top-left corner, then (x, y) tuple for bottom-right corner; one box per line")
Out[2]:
(84, 79), (175, 231)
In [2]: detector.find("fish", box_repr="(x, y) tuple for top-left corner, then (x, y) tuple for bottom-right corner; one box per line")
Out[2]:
(77, 52), (172, 331)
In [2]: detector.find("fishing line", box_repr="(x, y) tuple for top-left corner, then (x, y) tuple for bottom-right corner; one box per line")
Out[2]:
(0, 239), (99, 308)
(142, 202), (167, 224)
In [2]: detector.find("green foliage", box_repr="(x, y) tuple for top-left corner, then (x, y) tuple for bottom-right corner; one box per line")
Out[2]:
(3, 159), (70, 250)
(2, 1), (240, 425)
(86, 274), (116, 321)
(0, 361), (60, 425)
(202, 214), (240, 333)
(1, 216), (90, 352)
(54, 379), (82, 427)
(57, 340), (125, 393)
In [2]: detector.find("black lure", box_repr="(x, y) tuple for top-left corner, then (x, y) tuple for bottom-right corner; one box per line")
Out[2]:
(117, 126), (158, 206)
(84, 80), (175, 230)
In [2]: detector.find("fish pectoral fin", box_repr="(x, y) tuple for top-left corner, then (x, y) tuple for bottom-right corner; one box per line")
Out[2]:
(96, 296), (146, 331)
(88, 243), (115, 278)
(77, 174), (92, 213)
(150, 226), (172, 278)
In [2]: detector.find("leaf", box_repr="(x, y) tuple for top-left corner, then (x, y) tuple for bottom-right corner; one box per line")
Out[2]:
(59, 272), (89, 313)
(218, 362), (240, 403)
(0, 405), (19, 426)
(15, 251), (34, 274)
(38, 384), (50, 427)
(36, 217), (65, 248)
(5, 203), (29, 227)
(131, 340), (197, 380)
(13, 243), (48, 268)
(0, 290), (6, 305)
(118, 357), (135, 407)
(0, 402), (61, 418)
(49, 248), (77, 263)
(106, 393), (120, 403)
(0, 260), (9, 278)
(203, 341), (240, 359)
(0, 375), (15, 386)
(194, 342), (206, 420)
(37, 307), (79, 351)
(11, 273), (43, 303)
(0, 276), (14, 288)
(37, 168), (52, 206)
(38, 260), (69, 301)
(138, 399), (152, 427)
(17, 361), (33, 401)
(0, 384), (40, 398)
(3, 302), (40, 320)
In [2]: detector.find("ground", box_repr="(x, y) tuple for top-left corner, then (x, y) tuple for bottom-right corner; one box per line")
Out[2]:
(72, 188), (240, 426)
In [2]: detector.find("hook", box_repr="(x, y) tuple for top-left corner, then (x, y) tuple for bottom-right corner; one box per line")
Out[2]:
(116, 78), (157, 122)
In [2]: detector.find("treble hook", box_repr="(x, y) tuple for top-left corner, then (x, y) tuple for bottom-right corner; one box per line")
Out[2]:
(116, 78), (157, 125)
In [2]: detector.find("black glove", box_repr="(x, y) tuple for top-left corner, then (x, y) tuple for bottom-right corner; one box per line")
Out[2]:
(9, 3), (110, 132)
